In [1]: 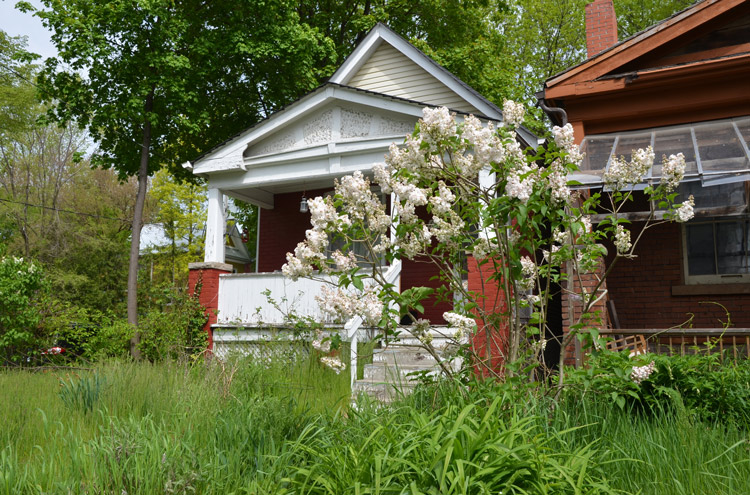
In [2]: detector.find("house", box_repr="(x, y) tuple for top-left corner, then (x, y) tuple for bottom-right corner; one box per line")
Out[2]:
(540, 0), (750, 364)
(187, 23), (538, 379)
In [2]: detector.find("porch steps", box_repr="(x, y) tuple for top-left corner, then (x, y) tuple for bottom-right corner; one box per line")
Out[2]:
(352, 327), (457, 403)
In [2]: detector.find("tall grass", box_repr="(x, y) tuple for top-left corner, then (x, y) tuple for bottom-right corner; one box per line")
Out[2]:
(2, 355), (749, 494)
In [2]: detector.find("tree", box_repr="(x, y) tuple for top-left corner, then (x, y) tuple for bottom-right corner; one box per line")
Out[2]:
(149, 168), (206, 284)
(281, 104), (694, 384)
(21, 0), (336, 357)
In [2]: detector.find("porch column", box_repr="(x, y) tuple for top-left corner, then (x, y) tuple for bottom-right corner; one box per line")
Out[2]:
(204, 187), (226, 263)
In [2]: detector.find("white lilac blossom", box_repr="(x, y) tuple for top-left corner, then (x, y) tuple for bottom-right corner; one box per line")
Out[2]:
(518, 256), (537, 291)
(604, 147), (655, 190)
(472, 235), (495, 260)
(614, 224), (632, 255)
(462, 115), (505, 166)
(443, 312), (477, 336)
(506, 162), (538, 203)
(631, 361), (656, 384)
(282, 250), (314, 280)
(581, 216), (593, 234)
(316, 286), (384, 326)
(503, 100), (526, 128)
(385, 136), (426, 173)
(420, 107), (456, 148)
(660, 153), (686, 191)
(429, 181), (455, 216)
(331, 250), (357, 271)
(546, 159), (570, 205)
(307, 196), (338, 229)
(675, 196), (695, 223)
(311, 331), (331, 353)
(552, 123), (584, 166)
(320, 356), (346, 374)
(552, 228), (570, 245)
(430, 211), (465, 247)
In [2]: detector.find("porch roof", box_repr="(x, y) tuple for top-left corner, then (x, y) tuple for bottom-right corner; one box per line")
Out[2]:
(573, 115), (750, 188)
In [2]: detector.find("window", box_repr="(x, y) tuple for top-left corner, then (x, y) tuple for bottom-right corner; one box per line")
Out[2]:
(683, 216), (750, 284)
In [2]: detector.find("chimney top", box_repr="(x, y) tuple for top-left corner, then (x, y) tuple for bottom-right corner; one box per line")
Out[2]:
(586, 0), (619, 58)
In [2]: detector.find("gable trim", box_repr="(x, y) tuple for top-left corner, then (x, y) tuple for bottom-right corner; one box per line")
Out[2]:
(193, 84), (444, 174)
(331, 23), (503, 121)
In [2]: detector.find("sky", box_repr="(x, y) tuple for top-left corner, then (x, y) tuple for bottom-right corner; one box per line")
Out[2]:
(0, 0), (57, 61)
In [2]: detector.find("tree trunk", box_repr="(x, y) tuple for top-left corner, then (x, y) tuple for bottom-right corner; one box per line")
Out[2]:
(128, 90), (154, 359)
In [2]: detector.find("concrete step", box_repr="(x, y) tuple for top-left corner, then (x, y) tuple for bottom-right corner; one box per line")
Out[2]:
(372, 348), (439, 366)
(363, 362), (437, 382)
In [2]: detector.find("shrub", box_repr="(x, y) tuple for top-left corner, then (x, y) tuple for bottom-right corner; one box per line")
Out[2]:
(566, 350), (750, 423)
(137, 283), (208, 361)
(0, 256), (48, 363)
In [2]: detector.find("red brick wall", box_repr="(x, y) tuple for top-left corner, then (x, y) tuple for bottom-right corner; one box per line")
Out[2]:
(188, 264), (232, 350)
(256, 188), (329, 272)
(606, 222), (750, 328)
(466, 255), (509, 376)
(586, 0), (618, 58)
(561, 259), (609, 366)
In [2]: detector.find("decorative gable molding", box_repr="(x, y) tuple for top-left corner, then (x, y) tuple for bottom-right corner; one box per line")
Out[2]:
(245, 103), (418, 159)
(192, 85), (429, 175)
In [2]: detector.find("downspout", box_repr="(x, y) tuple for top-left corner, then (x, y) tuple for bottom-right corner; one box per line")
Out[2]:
(536, 91), (568, 127)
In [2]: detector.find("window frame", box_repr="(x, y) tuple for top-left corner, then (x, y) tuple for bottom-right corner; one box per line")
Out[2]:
(681, 215), (750, 285)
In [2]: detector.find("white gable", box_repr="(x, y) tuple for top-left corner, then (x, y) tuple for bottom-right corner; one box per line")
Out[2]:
(346, 42), (478, 114)
(330, 24), (504, 121)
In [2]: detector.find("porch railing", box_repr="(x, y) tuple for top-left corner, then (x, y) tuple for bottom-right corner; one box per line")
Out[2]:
(217, 272), (337, 325)
(599, 328), (750, 361)
(216, 261), (402, 388)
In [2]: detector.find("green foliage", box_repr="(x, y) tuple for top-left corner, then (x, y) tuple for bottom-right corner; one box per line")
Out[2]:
(59, 373), (105, 414)
(2, 359), (750, 494)
(148, 168), (207, 283)
(0, 256), (48, 362)
(566, 350), (750, 424)
(615, 0), (696, 39)
(136, 283), (208, 361)
(280, 393), (615, 494)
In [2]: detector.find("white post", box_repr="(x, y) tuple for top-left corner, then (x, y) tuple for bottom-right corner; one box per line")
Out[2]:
(204, 187), (226, 263)
(478, 167), (497, 240)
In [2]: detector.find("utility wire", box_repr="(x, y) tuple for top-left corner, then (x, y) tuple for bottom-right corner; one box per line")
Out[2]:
(0, 197), (127, 222)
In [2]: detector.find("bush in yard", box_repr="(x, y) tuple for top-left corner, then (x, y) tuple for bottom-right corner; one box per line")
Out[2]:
(0, 256), (48, 363)
(566, 349), (750, 424)
(136, 283), (208, 361)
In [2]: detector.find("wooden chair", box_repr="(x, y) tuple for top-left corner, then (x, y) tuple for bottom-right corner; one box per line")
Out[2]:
(606, 334), (648, 356)
(605, 300), (647, 356)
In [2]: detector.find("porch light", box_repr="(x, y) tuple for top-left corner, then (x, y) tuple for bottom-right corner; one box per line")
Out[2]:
(299, 194), (308, 213)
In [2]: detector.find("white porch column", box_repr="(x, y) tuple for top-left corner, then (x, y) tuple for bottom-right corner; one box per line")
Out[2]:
(478, 167), (497, 239)
(204, 187), (226, 263)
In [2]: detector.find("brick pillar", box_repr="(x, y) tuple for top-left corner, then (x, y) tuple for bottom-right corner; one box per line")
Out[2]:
(586, 0), (618, 58)
(466, 255), (510, 378)
(188, 262), (233, 351)
(561, 257), (609, 367)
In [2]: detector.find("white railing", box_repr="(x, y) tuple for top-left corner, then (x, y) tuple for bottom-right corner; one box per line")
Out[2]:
(344, 259), (401, 387)
(217, 272), (337, 324)
(216, 261), (402, 388)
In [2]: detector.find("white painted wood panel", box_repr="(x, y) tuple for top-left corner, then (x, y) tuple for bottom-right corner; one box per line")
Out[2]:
(348, 43), (479, 114)
(217, 273), (336, 324)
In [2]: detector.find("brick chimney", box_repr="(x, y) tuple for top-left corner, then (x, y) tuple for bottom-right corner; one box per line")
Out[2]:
(586, 0), (618, 58)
